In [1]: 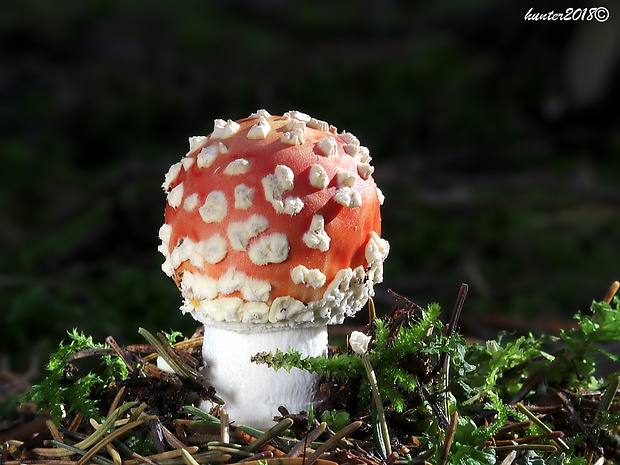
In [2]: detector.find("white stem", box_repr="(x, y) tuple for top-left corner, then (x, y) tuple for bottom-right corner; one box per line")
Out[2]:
(200, 324), (328, 429)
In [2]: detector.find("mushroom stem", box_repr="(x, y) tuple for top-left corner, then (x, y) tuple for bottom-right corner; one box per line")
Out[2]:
(201, 325), (328, 429)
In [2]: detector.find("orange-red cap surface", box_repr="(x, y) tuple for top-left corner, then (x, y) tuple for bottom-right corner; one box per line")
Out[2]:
(159, 110), (389, 328)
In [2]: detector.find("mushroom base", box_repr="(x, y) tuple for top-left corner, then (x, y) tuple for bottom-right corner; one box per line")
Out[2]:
(200, 324), (328, 429)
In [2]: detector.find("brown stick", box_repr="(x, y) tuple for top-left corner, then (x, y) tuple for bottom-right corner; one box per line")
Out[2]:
(603, 281), (619, 304)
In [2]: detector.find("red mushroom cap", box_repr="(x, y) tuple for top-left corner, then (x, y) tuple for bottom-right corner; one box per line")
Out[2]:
(159, 110), (389, 328)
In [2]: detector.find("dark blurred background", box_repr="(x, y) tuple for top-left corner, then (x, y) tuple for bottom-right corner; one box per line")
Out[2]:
(2, 0), (619, 370)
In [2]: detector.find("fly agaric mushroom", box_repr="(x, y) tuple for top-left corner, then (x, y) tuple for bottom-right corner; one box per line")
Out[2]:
(159, 110), (389, 428)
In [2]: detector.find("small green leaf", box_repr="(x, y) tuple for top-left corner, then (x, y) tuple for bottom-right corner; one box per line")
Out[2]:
(162, 329), (184, 345)
(321, 409), (350, 431)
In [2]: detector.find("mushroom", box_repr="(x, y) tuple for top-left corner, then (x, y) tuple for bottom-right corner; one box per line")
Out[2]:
(159, 109), (389, 428)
